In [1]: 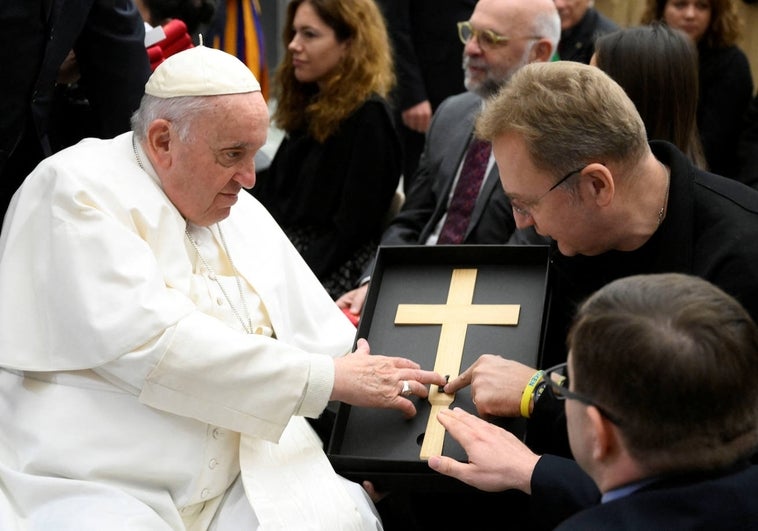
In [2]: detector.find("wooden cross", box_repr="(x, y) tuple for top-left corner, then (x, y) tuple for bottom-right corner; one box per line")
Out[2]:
(394, 268), (520, 459)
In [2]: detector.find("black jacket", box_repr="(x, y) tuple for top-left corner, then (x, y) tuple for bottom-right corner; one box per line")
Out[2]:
(362, 91), (515, 281)
(530, 456), (758, 531)
(0, 0), (150, 222)
(557, 7), (619, 64)
(524, 141), (758, 461)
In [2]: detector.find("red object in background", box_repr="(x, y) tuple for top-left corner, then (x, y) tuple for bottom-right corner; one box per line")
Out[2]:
(146, 45), (164, 69)
(341, 307), (359, 327)
(146, 19), (194, 71)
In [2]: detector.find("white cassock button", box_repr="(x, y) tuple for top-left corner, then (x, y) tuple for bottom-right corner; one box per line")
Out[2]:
(209, 458), (218, 469)
(201, 488), (210, 499)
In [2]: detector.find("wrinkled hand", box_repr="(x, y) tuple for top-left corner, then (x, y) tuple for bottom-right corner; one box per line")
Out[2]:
(401, 101), (432, 133)
(332, 338), (448, 418)
(335, 283), (369, 318)
(427, 407), (539, 493)
(444, 355), (536, 417)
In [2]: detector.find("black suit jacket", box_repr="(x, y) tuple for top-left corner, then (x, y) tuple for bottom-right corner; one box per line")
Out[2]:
(536, 141), (758, 372)
(532, 455), (758, 530)
(738, 93), (758, 187)
(534, 457), (758, 531)
(377, 0), (476, 112)
(253, 96), (402, 283)
(376, 0), (478, 188)
(0, 0), (150, 220)
(366, 91), (514, 280)
(520, 142), (758, 496)
(557, 7), (619, 64)
(697, 44), (754, 179)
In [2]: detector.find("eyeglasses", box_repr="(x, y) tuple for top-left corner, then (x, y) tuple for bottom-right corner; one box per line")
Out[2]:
(543, 362), (623, 425)
(457, 21), (541, 51)
(511, 166), (585, 218)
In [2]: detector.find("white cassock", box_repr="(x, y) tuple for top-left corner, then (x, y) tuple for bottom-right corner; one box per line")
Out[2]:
(0, 133), (381, 530)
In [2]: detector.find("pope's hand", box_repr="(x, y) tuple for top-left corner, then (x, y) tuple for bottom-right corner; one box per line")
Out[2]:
(332, 338), (448, 418)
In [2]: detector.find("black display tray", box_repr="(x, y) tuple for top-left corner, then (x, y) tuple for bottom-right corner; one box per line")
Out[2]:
(327, 244), (551, 491)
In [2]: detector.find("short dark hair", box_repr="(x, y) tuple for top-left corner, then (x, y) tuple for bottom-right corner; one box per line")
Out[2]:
(568, 273), (758, 474)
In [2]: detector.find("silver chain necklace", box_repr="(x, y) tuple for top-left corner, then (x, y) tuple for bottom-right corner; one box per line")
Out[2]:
(132, 134), (254, 334)
(657, 162), (671, 226)
(185, 226), (254, 334)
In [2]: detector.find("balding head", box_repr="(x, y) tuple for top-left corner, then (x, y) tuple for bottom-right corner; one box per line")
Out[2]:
(462, 0), (560, 97)
(554, 0), (593, 31)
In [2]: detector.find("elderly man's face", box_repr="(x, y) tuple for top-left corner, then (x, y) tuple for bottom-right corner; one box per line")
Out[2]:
(461, 0), (543, 98)
(554, 0), (592, 31)
(160, 92), (269, 226)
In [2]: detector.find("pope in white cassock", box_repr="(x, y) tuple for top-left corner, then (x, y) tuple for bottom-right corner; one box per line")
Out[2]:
(0, 46), (446, 530)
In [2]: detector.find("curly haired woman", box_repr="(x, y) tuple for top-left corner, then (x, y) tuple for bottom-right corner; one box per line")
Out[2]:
(253, 0), (401, 299)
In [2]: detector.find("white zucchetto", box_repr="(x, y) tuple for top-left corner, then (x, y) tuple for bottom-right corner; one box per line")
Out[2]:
(145, 45), (261, 98)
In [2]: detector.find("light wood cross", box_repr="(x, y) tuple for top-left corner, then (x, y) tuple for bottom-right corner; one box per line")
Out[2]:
(394, 268), (520, 459)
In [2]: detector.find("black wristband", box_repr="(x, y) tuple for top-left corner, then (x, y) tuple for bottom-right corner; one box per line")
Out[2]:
(532, 380), (548, 406)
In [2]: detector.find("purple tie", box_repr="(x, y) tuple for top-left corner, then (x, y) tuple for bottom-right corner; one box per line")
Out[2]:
(437, 137), (491, 244)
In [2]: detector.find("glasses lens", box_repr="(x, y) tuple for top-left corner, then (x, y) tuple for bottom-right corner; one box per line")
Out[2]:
(459, 22), (473, 44)
(479, 29), (498, 48)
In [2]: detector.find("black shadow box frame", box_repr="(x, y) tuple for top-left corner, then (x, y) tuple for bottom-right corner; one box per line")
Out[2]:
(327, 244), (551, 491)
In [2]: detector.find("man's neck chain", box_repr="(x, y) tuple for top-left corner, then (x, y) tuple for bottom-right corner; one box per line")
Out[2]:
(185, 225), (254, 335)
(657, 162), (671, 227)
(132, 134), (145, 172)
(132, 134), (253, 335)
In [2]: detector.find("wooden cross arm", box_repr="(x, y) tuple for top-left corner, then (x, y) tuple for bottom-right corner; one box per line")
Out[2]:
(395, 304), (520, 325)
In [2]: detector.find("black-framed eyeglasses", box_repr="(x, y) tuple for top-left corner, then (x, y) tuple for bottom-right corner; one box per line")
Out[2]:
(511, 166), (584, 218)
(457, 21), (541, 51)
(543, 362), (623, 425)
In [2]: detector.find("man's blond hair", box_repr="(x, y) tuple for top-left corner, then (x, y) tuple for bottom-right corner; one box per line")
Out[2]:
(476, 61), (648, 179)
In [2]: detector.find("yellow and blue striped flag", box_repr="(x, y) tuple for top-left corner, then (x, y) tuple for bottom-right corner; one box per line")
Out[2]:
(211, 0), (269, 100)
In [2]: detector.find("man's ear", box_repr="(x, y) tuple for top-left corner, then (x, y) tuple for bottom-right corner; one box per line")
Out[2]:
(532, 40), (555, 63)
(145, 119), (173, 170)
(587, 405), (618, 462)
(581, 162), (614, 208)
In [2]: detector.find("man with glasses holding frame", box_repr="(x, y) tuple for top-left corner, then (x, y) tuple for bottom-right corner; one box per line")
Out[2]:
(431, 272), (758, 528)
